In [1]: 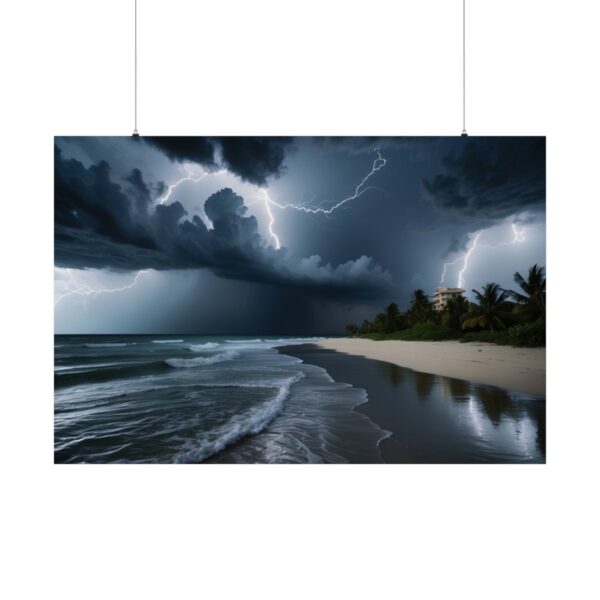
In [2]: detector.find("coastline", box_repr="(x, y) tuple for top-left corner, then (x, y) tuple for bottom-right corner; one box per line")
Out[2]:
(278, 344), (545, 463)
(315, 338), (545, 396)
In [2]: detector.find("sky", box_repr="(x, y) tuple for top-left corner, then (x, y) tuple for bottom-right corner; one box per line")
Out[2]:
(54, 136), (546, 334)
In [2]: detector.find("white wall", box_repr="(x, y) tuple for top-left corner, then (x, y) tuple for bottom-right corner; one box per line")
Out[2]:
(2, 1), (599, 599)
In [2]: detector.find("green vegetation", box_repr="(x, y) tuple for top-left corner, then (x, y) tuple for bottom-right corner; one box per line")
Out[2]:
(363, 323), (462, 342)
(345, 264), (546, 348)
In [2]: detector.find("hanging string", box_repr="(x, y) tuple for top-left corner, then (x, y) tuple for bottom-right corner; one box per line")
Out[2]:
(133, 0), (139, 136)
(461, 0), (467, 136)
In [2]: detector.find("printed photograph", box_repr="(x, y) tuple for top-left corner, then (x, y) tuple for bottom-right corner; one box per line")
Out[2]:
(54, 136), (546, 463)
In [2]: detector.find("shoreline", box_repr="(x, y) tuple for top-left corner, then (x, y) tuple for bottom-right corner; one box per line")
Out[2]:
(278, 344), (545, 463)
(315, 338), (545, 396)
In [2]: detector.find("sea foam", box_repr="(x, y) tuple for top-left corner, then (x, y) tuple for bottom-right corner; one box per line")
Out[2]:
(84, 342), (134, 348)
(173, 373), (304, 463)
(186, 342), (220, 351)
(164, 350), (239, 368)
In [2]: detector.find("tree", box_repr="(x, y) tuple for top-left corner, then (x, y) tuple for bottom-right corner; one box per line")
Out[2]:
(407, 289), (432, 325)
(358, 319), (373, 335)
(507, 264), (546, 320)
(384, 302), (401, 333)
(442, 295), (470, 330)
(373, 312), (387, 333)
(462, 283), (514, 332)
(345, 324), (359, 337)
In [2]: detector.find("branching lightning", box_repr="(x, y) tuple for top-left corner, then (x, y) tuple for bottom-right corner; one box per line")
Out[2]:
(56, 151), (387, 306)
(158, 165), (208, 205)
(261, 190), (281, 250)
(261, 150), (387, 248)
(56, 166), (210, 308)
(456, 231), (483, 288)
(54, 269), (148, 306)
(440, 223), (527, 289)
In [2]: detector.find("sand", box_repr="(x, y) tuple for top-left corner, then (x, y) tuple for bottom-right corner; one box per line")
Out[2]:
(316, 339), (546, 396)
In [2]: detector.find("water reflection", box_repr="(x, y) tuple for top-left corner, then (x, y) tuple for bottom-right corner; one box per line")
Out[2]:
(379, 362), (436, 400)
(379, 360), (545, 456)
(287, 346), (545, 463)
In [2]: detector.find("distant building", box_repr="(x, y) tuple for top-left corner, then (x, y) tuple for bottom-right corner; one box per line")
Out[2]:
(433, 287), (465, 311)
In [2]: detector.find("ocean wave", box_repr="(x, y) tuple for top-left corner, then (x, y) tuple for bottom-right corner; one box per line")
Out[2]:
(164, 350), (239, 368)
(84, 342), (135, 348)
(152, 339), (184, 344)
(173, 373), (304, 463)
(186, 342), (220, 351)
(226, 338), (262, 344)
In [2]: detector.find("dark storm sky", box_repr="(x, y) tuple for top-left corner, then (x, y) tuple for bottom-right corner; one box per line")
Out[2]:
(54, 136), (545, 334)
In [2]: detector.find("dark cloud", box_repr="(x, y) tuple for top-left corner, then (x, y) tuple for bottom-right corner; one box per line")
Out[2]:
(142, 136), (294, 186)
(54, 148), (389, 298)
(143, 137), (215, 166)
(218, 137), (293, 186)
(423, 137), (545, 221)
(443, 235), (470, 257)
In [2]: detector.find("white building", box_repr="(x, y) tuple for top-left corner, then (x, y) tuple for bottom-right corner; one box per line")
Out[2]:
(433, 287), (465, 311)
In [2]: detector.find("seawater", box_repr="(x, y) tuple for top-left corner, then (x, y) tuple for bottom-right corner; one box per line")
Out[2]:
(54, 335), (386, 463)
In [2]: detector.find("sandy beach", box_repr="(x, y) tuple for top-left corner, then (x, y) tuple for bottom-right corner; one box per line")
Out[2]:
(316, 339), (546, 396)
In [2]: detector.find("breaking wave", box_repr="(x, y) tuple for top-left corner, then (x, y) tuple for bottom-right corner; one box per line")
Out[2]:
(173, 373), (304, 463)
(84, 342), (134, 348)
(152, 339), (183, 344)
(186, 342), (220, 351)
(164, 350), (239, 368)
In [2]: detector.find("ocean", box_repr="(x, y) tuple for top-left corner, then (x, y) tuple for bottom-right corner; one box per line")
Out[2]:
(54, 335), (545, 463)
(54, 335), (387, 463)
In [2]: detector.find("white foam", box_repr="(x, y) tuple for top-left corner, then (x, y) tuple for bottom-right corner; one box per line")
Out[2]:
(174, 372), (304, 463)
(186, 342), (220, 351)
(226, 338), (263, 344)
(84, 342), (134, 348)
(152, 339), (184, 344)
(164, 350), (239, 368)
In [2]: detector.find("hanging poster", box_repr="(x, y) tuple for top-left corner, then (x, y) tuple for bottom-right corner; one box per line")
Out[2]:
(55, 136), (546, 463)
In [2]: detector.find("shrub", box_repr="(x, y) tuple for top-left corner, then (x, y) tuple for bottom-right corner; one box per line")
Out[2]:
(362, 323), (462, 342)
(460, 319), (545, 347)
(506, 319), (545, 347)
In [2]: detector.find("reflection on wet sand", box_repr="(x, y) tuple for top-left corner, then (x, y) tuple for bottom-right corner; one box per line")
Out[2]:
(379, 360), (545, 455)
(283, 345), (545, 463)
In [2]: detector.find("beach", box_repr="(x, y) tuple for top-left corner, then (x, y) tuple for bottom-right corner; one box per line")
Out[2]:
(316, 339), (546, 396)
(54, 335), (545, 463)
(281, 344), (545, 463)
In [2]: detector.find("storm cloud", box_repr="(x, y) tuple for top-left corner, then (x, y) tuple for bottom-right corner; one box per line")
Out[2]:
(143, 136), (294, 186)
(54, 147), (390, 298)
(423, 137), (545, 221)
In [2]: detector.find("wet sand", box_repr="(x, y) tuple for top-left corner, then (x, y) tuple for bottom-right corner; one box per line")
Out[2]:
(316, 339), (545, 396)
(280, 344), (545, 463)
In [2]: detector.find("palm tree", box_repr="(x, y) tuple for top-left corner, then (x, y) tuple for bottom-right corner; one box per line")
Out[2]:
(384, 302), (400, 332)
(408, 289), (432, 325)
(359, 319), (373, 334)
(345, 324), (359, 337)
(463, 283), (513, 332)
(507, 264), (546, 319)
(373, 312), (387, 333)
(442, 295), (470, 330)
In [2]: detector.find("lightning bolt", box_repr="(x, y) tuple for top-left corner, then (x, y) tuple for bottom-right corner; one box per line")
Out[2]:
(480, 223), (526, 248)
(440, 255), (465, 284)
(457, 231), (483, 288)
(56, 167), (214, 308)
(55, 151), (387, 305)
(54, 269), (148, 306)
(440, 223), (527, 288)
(262, 150), (387, 248)
(158, 165), (208, 205)
(261, 189), (281, 250)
